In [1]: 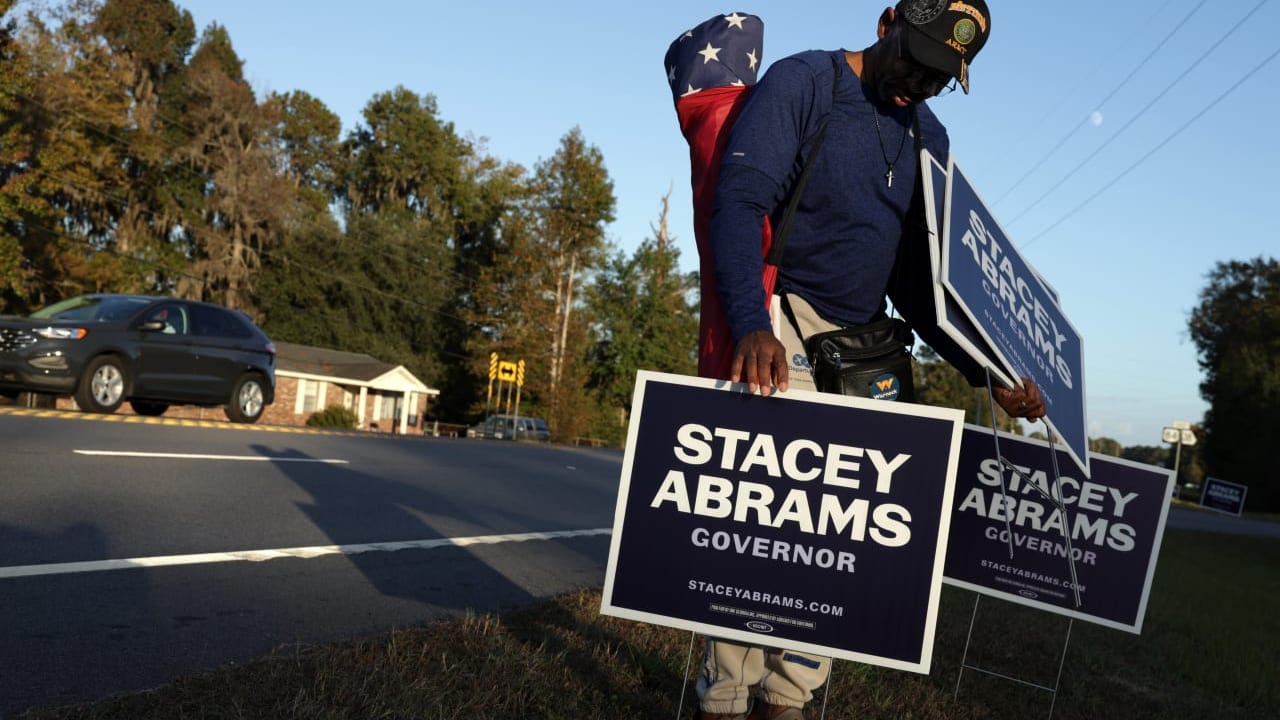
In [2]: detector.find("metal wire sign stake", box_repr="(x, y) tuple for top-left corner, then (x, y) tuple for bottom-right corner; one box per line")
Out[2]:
(951, 369), (1083, 720)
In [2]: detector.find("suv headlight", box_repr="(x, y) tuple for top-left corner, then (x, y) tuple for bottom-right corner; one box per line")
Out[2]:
(34, 326), (87, 340)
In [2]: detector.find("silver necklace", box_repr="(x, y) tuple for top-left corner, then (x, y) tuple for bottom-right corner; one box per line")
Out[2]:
(872, 106), (909, 188)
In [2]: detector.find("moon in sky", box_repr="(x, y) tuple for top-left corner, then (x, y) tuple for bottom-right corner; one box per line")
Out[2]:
(1089, 111), (1104, 127)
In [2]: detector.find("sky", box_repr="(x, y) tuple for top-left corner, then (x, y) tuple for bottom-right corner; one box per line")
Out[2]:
(162, 0), (1279, 449)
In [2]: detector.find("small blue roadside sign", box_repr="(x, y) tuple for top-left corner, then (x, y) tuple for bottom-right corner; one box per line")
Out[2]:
(940, 157), (1089, 477)
(1200, 477), (1247, 516)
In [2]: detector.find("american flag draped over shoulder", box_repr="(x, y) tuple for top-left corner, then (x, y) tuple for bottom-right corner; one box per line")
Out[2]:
(664, 13), (775, 381)
(664, 11), (763, 105)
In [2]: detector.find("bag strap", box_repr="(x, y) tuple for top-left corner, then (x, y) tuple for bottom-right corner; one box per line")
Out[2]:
(763, 55), (840, 267)
(765, 56), (926, 267)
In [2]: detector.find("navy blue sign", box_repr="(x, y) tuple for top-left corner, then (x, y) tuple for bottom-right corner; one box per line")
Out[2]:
(601, 372), (964, 672)
(941, 158), (1089, 478)
(943, 426), (1173, 633)
(1200, 477), (1247, 516)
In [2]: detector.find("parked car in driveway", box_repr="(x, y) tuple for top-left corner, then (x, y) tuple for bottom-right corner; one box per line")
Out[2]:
(466, 414), (551, 442)
(0, 293), (276, 423)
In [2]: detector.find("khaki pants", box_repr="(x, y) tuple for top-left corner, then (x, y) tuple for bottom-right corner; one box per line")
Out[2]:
(697, 294), (839, 714)
(772, 293), (842, 394)
(696, 639), (829, 714)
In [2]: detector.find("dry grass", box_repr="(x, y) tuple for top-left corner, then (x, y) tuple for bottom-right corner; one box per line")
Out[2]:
(20, 529), (1278, 720)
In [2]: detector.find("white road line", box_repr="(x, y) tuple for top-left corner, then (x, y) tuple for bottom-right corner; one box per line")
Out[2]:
(0, 528), (614, 579)
(74, 450), (349, 463)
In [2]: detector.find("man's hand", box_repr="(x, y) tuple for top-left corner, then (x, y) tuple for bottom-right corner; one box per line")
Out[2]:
(993, 378), (1045, 421)
(731, 330), (789, 396)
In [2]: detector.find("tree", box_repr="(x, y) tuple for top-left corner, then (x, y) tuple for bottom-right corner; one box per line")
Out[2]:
(1188, 256), (1280, 511)
(340, 86), (466, 221)
(263, 89), (342, 214)
(0, 0), (34, 309)
(1120, 437), (1204, 489)
(461, 194), (558, 423)
(89, 0), (198, 281)
(445, 153), (528, 422)
(913, 346), (1024, 433)
(585, 193), (698, 443)
(252, 208), (345, 343)
(1121, 444), (1168, 467)
(455, 127), (616, 442)
(256, 209), (456, 388)
(1089, 437), (1122, 457)
(0, 0), (161, 306)
(175, 22), (294, 312)
(530, 128), (615, 401)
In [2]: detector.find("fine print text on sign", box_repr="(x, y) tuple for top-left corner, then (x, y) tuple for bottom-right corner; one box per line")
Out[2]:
(940, 156), (1090, 478)
(920, 150), (1014, 389)
(943, 426), (1174, 633)
(601, 372), (964, 673)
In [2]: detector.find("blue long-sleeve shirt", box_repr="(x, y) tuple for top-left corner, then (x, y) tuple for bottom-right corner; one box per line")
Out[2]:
(711, 49), (948, 337)
(710, 49), (991, 386)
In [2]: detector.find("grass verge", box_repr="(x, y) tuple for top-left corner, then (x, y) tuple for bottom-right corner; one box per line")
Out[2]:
(21, 529), (1278, 719)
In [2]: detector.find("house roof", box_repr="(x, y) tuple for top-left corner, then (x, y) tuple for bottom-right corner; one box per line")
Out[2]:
(274, 341), (435, 395)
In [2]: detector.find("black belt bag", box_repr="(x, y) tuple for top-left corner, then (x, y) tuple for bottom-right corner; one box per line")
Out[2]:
(805, 318), (916, 402)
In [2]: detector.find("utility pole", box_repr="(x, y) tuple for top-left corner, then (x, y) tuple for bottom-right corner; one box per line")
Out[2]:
(1161, 420), (1197, 500)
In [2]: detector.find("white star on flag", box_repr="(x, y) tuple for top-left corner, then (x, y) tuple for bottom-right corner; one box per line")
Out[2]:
(747, 49), (758, 71)
(724, 12), (747, 29)
(681, 84), (702, 97)
(697, 42), (721, 64)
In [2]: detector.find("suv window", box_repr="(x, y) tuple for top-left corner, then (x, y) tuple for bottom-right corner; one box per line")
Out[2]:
(30, 295), (151, 322)
(142, 303), (188, 335)
(188, 304), (253, 338)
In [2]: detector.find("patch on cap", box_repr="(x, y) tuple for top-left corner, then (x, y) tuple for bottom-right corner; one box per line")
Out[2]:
(901, 0), (949, 24)
(897, 0), (991, 94)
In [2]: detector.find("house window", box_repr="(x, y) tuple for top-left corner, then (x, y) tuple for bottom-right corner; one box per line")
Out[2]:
(302, 380), (320, 413)
(380, 393), (400, 420)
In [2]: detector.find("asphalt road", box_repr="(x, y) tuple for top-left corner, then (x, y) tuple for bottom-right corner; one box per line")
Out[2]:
(1165, 504), (1280, 538)
(0, 409), (625, 717)
(2, 408), (1274, 717)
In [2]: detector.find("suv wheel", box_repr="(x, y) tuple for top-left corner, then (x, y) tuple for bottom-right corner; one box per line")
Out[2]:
(224, 373), (266, 424)
(75, 355), (128, 414)
(130, 400), (169, 417)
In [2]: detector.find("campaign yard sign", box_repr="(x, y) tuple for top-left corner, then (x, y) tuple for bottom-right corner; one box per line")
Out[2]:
(1200, 477), (1247, 516)
(943, 426), (1174, 633)
(940, 156), (1090, 478)
(601, 371), (964, 673)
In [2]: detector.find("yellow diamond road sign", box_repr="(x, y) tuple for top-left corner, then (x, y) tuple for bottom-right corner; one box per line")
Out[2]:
(497, 361), (518, 382)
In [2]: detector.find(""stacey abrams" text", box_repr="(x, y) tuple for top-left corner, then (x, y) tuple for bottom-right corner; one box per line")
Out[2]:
(649, 423), (916, 548)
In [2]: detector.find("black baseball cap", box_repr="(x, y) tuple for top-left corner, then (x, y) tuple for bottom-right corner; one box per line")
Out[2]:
(895, 0), (991, 94)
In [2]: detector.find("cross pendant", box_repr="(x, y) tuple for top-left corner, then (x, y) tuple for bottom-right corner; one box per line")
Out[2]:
(885, 167), (894, 188)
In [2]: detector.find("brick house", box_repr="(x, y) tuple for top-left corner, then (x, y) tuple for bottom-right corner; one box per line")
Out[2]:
(266, 342), (438, 433)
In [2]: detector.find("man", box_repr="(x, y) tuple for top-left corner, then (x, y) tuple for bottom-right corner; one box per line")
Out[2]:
(698, 2), (1044, 719)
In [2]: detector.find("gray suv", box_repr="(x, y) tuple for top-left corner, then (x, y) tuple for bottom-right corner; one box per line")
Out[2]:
(467, 414), (550, 442)
(0, 294), (276, 423)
